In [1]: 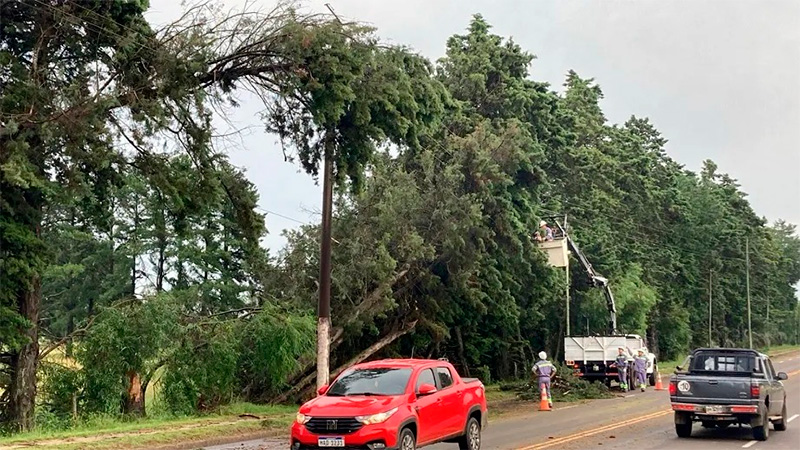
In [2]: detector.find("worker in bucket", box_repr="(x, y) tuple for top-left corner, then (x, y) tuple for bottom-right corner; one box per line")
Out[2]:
(614, 347), (629, 392)
(532, 351), (556, 408)
(534, 220), (554, 242)
(634, 348), (648, 392)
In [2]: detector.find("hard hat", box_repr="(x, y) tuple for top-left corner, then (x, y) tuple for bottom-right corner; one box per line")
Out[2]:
(538, 351), (547, 360)
(638, 348), (645, 353)
(539, 220), (547, 227)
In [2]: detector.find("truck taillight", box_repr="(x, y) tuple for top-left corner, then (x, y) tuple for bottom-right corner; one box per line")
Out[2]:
(750, 384), (760, 398)
(668, 381), (677, 396)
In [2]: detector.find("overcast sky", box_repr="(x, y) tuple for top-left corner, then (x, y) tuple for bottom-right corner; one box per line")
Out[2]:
(147, 0), (800, 252)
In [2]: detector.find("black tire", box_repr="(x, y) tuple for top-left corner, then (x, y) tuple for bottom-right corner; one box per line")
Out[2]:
(458, 417), (481, 450)
(753, 410), (770, 441)
(649, 367), (657, 386)
(676, 422), (692, 438)
(774, 402), (788, 432)
(399, 427), (416, 450)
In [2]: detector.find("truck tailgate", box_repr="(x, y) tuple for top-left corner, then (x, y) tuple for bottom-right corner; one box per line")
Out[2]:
(674, 375), (753, 404)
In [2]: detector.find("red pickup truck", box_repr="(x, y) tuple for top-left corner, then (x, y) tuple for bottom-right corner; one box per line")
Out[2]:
(290, 359), (488, 450)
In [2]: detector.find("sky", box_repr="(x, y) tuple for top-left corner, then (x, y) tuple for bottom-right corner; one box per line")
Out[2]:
(146, 0), (800, 253)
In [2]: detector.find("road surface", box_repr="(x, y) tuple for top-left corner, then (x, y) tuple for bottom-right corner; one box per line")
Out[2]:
(204, 351), (800, 450)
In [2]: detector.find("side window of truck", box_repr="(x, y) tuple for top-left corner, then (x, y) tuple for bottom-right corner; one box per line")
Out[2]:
(766, 359), (778, 380)
(416, 368), (436, 392)
(436, 367), (454, 389)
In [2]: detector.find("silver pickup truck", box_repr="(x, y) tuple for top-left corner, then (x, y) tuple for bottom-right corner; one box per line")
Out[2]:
(669, 348), (789, 441)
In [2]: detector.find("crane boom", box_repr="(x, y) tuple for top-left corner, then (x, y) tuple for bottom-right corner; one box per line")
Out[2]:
(564, 235), (618, 335)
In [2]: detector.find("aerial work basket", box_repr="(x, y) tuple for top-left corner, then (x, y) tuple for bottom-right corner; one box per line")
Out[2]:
(538, 238), (569, 268)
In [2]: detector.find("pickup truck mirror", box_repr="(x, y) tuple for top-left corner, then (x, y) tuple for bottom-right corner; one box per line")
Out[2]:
(777, 372), (788, 381)
(417, 383), (437, 396)
(317, 385), (329, 396)
(675, 366), (682, 372)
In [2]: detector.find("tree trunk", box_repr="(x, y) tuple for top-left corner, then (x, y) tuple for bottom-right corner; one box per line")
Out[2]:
(7, 275), (42, 432)
(274, 321), (418, 404)
(454, 326), (470, 377)
(65, 312), (75, 358)
(124, 370), (145, 416)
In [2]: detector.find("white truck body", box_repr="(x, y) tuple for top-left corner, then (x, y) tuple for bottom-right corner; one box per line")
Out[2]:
(564, 335), (630, 364)
(564, 334), (657, 384)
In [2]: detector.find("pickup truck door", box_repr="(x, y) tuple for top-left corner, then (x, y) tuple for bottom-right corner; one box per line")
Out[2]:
(764, 358), (784, 415)
(435, 366), (463, 436)
(414, 368), (448, 444)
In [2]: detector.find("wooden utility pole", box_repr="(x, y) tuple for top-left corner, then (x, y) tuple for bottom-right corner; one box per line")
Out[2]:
(746, 237), (752, 349)
(564, 215), (570, 336)
(708, 270), (713, 347)
(317, 137), (334, 389)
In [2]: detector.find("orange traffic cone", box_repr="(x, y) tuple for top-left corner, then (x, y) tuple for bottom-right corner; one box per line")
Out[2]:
(654, 371), (666, 391)
(539, 386), (552, 411)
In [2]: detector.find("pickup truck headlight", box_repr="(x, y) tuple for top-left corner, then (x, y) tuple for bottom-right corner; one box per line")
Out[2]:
(355, 407), (398, 425)
(296, 413), (311, 424)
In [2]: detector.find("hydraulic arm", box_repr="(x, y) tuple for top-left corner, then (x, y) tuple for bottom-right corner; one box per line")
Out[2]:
(564, 236), (618, 334)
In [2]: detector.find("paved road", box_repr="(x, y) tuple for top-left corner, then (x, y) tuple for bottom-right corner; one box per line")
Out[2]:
(204, 351), (800, 450)
(456, 352), (800, 450)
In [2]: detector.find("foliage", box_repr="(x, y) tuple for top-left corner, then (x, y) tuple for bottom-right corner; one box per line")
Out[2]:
(237, 308), (316, 401)
(78, 297), (180, 415)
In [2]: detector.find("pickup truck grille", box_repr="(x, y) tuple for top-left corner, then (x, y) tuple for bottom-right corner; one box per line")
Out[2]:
(305, 417), (363, 434)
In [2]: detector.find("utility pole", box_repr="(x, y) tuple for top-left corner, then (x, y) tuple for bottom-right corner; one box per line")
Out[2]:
(317, 135), (334, 390)
(564, 215), (570, 336)
(746, 237), (753, 349)
(766, 294), (770, 350)
(316, 4), (343, 392)
(708, 270), (713, 347)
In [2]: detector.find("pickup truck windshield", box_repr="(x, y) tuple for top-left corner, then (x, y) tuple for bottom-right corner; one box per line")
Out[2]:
(327, 368), (412, 396)
(691, 352), (759, 374)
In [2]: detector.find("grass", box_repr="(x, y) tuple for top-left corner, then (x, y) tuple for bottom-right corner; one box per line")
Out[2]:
(0, 403), (296, 450)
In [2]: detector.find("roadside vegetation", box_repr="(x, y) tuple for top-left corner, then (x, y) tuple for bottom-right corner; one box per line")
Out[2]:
(2, 0), (798, 444)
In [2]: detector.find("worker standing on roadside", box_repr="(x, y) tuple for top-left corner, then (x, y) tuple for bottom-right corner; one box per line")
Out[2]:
(533, 351), (556, 408)
(615, 347), (629, 392)
(634, 348), (648, 392)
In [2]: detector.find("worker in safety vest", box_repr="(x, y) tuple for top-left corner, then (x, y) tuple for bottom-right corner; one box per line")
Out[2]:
(614, 347), (629, 392)
(633, 348), (648, 392)
(532, 351), (556, 407)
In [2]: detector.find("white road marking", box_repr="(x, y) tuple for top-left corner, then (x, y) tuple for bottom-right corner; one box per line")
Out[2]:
(742, 440), (758, 448)
(778, 360), (786, 363)
(788, 414), (799, 423)
(624, 394), (635, 398)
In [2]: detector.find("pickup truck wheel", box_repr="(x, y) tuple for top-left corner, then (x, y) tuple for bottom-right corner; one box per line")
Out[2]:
(675, 422), (692, 438)
(752, 410), (770, 441)
(774, 402), (787, 431)
(399, 428), (416, 450)
(458, 417), (481, 450)
(649, 368), (657, 386)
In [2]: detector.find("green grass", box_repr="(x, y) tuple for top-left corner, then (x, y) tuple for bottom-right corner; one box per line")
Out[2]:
(0, 402), (296, 449)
